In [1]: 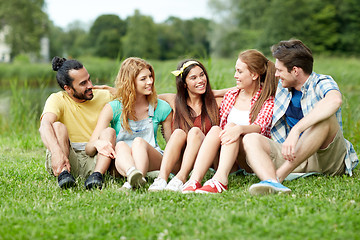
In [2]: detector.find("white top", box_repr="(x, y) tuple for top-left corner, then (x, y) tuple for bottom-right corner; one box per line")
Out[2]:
(227, 107), (250, 126)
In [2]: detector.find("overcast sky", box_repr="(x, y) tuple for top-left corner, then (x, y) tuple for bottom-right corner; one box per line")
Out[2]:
(44, 0), (211, 29)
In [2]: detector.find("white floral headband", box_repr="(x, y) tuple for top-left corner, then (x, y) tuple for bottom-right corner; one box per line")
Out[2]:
(171, 60), (199, 77)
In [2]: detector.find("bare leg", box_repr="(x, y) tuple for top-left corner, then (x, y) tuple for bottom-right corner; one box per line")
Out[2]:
(212, 137), (242, 185)
(52, 122), (71, 173)
(188, 126), (221, 182)
(176, 127), (205, 183)
(244, 115), (340, 183)
(131, 137), (163, 176)
(243, 133), (276, 181)
(93, 127), (116, 174)
(158, 129), (187, 181)
(276, 115), (339, 181)
(114, 141), (134, 177)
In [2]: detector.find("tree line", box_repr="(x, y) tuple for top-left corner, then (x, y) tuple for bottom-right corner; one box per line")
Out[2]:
(1, 0), (359, 62)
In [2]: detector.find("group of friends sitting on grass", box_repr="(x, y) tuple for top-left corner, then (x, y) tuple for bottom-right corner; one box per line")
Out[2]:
(39, 39), (358, 195)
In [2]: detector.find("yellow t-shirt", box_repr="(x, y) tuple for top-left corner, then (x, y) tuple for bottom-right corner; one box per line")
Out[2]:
(41, 89), (113, 143)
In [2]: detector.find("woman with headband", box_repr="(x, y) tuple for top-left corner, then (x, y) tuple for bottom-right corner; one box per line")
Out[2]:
(148, 59), (222, 192)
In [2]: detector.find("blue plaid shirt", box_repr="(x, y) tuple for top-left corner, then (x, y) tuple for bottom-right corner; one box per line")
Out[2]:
(271, 72), (358, 175)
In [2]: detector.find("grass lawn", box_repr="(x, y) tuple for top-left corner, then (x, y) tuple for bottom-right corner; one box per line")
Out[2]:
(0, 56), (359, 239)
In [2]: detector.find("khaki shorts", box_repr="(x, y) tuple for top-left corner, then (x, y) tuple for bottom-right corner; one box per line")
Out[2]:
(45, 146), (97, 178)
(269, 129), (346, 176)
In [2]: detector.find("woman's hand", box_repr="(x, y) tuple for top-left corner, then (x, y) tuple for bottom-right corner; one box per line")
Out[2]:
(219, 123), (242, 145)
(94, 140), (116, 159)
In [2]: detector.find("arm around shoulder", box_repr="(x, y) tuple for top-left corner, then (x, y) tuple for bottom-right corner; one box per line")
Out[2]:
(158, 93), (176, 110)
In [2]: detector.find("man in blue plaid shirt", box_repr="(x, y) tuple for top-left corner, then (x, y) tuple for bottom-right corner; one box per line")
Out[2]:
(243, 39), (358, 195)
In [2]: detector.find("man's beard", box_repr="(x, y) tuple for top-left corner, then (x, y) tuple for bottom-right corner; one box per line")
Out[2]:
(72, 87), (93, 101)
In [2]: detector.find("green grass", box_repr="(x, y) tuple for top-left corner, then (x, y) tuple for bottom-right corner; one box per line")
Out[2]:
(0, 56), (359, 239)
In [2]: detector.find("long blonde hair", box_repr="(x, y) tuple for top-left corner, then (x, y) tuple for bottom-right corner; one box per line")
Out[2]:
(238, 50), (278, 123)
(114, 57), (157, 133)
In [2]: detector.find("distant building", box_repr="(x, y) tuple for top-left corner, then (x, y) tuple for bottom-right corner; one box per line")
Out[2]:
(0, 25), (49, 63)
(0, 26), (11, 62)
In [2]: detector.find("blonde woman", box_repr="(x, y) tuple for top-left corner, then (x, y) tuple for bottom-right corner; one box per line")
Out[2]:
(86, 57), (172, 189)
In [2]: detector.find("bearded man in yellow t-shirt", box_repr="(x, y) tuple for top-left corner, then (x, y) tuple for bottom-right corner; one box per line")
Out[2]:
(39, 57), (114, 189)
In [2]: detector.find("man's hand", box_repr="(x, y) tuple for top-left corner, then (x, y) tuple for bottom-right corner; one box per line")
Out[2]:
(281, 128), (301, 161)
(51, 151), (70, 176)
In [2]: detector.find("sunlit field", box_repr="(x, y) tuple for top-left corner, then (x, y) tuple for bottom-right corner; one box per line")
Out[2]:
(0, 56), (359, 239)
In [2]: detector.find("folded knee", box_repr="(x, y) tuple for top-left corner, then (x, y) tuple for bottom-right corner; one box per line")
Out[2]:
(187, 127), (203, 140)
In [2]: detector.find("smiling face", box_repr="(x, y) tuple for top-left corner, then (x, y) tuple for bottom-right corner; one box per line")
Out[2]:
(234, 58), (257, 90)
(65, 67), (93, 102)
(184, 65), (207, 96)
(275, 59), (297, 89)
(135, 68), (153, 96)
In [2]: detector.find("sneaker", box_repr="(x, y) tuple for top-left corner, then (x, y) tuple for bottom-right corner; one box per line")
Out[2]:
(148, 177), (167, 192)
(128, 169), (147, 188)
(118, 181), (132, 192)
(58, 170), (76, 189)
(84, 172), (103, 190)
(249, 180), (291, 196)
(182, 180), (202, 194)
(195, 179), (227, 194)
(165, 176), (184, 192)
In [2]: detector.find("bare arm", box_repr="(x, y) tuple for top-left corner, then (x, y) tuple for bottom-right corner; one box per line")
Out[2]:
(161, 111), (173, 142)
(39, 112), (70, 176)
(93, 85), (117, 96)
(85, 104), (115, 157)
(212, 87), (236, 98)
(282, 90), (342, 161)
(158, 93), (176, 110)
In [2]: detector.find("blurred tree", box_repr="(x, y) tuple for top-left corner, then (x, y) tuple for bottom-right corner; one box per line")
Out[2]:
(0, 0), (48, 59)
(336, 0), (360, 54)
(62, 21), (89, 58)
(209, 0), (360, 56)
(89, 14), (126, 58)
(158, 17), (187, 60)
(122, 10), (160, 59)
(48, 24), (66, 58)
(158, 17), (211, 60)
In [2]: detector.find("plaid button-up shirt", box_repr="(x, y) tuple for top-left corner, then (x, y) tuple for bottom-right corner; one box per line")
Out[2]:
(219, 87), (274, 138)
(271, 72), (358, 175)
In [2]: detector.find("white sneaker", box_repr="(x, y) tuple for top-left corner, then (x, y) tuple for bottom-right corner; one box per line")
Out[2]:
(128, 168), (146, 188)
(148, 177), (167, 192)
(119, 181), (132, 191)
(165, 176), (184, 192)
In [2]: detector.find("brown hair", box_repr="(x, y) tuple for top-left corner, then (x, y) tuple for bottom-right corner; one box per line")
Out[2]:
(173, 59), (219, 133)
(271, 39), (313, 75)
(114, 57), (157, 133)
(238, 49), (278, 123)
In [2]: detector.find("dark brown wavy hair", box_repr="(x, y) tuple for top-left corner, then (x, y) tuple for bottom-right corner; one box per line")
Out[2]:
(173, 59), (219, 133)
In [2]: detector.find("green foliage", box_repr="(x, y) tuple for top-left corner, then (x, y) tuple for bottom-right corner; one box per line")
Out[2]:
(0, 0), (48, 58)
(13, 54), (31, 64)
(122, 10), (161, 59)
(209, 0), (360, 57)
(89, 14), (126, 59)
(158, 17), (211, 60)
